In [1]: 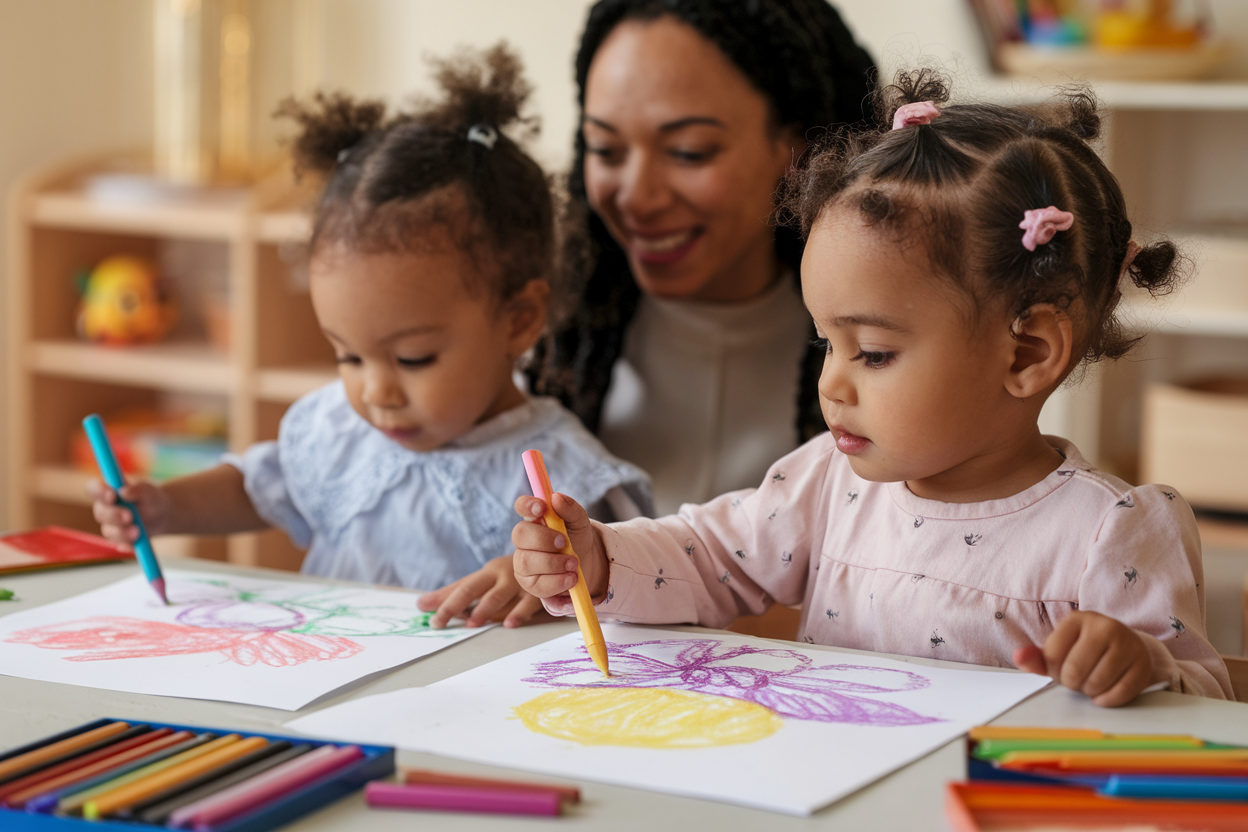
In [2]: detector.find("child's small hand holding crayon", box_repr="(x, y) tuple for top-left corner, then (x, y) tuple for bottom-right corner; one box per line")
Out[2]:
(511, 493), (609, 601)
(1014, 611), (1157, 707)
(416, 555), (544, 629)
(87, 479), (171, 547)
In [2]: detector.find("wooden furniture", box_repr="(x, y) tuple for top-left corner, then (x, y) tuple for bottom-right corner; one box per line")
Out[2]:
(4, 559), (1248, 831)
(6, 155), (332, 569)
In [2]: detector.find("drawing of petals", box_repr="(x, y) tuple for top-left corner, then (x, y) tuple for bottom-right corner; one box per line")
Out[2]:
(778, 663), (932, 694)
(217, 631), (363, 666)
(746, 686), (941, 725)
(177, 601), (306, 632)
(5, 617), (243, 661)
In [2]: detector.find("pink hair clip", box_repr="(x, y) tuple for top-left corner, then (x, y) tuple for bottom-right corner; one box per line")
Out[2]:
(1019, 206), (1074, 252)
(892, 101), (940, 130)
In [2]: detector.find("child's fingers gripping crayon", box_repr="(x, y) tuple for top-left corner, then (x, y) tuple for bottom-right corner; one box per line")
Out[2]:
(511, 492), (608, 601)
(82, 414), (168, 605)
(520, 450), (609, 677)
(87, 479), (170, 547)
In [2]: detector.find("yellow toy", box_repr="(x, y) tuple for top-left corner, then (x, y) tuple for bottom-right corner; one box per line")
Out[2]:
(77, 256), (178, 345)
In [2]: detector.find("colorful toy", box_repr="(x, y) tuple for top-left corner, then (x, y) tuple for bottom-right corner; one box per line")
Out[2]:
(76, 255), (177, 345)
(1095, 0), (1203, 50)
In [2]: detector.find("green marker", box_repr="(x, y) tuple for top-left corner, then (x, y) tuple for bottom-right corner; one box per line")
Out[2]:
(0, 589), (14, 601)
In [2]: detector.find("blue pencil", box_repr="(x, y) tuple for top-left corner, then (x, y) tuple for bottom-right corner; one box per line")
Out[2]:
(81, 414), (167, 604)
(1101, 773), (1248, 800)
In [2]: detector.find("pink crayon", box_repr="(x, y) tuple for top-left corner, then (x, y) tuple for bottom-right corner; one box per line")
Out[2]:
(167, 743), (362, 830)
(365, 781), (563, 817)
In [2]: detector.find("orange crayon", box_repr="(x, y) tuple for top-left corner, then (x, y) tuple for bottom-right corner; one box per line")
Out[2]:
(522, 449), (609, 677)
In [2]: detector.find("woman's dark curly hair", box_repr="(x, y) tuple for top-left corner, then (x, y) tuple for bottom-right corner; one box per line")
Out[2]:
(276, 43), (553, 302)
(527, 0), (877, 442)
(782, 69), (1185, 370)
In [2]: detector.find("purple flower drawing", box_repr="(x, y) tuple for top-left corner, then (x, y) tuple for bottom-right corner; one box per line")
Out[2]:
(523, 639), (944, 727)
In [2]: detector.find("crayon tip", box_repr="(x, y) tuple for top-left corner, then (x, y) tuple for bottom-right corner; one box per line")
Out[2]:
(151, 577), (169, 605)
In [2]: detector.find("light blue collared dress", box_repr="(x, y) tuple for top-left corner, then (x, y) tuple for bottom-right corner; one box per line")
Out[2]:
(227, 382), (653, 590)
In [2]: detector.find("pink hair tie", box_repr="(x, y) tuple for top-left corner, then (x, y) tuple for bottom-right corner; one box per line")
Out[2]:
(892, 101), (940, 130)
(1019, 206), (1074, 252)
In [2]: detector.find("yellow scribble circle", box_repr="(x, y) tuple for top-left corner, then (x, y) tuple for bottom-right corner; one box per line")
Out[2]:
(513, 687), (782, 749)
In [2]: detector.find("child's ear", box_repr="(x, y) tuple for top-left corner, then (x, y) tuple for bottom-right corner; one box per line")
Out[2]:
(1005, 304), (1073, 399)
(503, 279), (550, 359)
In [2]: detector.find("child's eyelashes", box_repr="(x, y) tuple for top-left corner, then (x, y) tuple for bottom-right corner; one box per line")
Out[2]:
(811, 337), (831, 354)
(333, 355), (436, 369)
(852, 350), (896, 369)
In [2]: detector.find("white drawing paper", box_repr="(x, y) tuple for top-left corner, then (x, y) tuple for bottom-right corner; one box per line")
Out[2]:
(287, 625), (1050, 815)
(0, 570), (489, 710)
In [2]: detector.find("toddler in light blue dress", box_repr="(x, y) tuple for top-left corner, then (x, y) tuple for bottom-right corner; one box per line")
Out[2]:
(88, 45), (651, 628)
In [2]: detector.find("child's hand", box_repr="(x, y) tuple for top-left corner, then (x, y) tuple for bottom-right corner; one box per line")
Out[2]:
(512, 493), (608, 600)
(416, 555), (544, 629)
(1013, 611), (1155, 707)
(86, 479), (171, 546)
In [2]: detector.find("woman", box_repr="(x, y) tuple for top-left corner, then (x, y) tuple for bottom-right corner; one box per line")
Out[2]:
(529, 0), (876, 514)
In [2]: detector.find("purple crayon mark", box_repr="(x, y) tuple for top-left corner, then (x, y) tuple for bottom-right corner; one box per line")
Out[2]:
(523, 638), (944, 726)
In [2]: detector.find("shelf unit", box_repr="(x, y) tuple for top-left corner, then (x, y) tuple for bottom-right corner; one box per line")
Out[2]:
(6, 155), (334, 570)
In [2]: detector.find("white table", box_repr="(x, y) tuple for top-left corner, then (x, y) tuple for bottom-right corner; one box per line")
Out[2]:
(2, 559), (1246, 831)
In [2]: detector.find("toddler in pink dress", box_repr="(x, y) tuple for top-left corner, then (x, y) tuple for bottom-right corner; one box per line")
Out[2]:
(511, 72), (1232, 705)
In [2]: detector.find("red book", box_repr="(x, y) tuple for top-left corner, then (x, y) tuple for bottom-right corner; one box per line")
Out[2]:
(0, 526), (132, 575)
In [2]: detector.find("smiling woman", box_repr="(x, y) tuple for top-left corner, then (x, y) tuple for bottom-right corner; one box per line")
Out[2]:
(529, 0), (876, 514)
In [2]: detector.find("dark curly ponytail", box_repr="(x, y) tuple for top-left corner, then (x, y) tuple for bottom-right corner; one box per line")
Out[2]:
(782, 69), (1188, 370)
(276, 43), (553, 302)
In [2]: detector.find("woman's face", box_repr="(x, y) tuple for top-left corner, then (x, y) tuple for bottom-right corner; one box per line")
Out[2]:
(582, 16), (801, 303)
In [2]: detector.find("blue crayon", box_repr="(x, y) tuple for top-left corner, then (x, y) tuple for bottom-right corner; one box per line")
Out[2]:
(1101, 774), (1248, 801)
(81, 414), (167, 604)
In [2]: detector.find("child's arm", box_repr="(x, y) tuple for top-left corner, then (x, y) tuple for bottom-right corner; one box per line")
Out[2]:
(512, 436), (835, 626)
(415, 555), (546, 629)
(88, 463), (269, 544)
(1016, 485), (1232, 704)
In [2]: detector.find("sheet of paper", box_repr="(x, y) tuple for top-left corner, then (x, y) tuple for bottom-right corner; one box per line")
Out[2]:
(0, 570), (490, 710)
(287, 625), (1050, 815)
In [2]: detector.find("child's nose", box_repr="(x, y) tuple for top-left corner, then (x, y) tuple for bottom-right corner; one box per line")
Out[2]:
(361, 366), (406, 409)
(818, 358), (856, 407)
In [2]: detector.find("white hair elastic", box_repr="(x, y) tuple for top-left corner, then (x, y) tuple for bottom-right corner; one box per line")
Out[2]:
(467, 124), (498, 149)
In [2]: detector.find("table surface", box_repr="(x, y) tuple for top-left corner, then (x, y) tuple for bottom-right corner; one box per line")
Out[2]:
(3, 559), (1246, 832)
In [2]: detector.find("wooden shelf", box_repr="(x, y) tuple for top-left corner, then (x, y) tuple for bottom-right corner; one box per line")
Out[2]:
(256, 211), (311, 244)
(1198, 515), (1248, 552)
(31, 465), (92, 505)
(28, 340), (235, 394)
(979, 78), (1248, 112)
(256, 365), (337, 403)
(29, 191), (248, 240)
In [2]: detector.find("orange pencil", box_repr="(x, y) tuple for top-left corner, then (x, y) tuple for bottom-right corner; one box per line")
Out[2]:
(0, 721), (131, 782)
(2, 730), (188, 808)
(402, 768), (581, 803)
(83, 735), (268, 819)
(522, 449), (609, 677)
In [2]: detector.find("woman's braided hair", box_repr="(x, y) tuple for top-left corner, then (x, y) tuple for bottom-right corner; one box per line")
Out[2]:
(527, 0), (877, 441)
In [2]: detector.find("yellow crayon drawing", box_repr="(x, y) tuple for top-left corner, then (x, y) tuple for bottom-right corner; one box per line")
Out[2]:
(512, 687), (783, 749)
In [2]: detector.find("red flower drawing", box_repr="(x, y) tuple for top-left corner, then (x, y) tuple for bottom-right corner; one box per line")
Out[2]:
(6, 616), (362, 666)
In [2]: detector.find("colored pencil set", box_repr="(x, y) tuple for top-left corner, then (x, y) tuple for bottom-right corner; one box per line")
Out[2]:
(947, 725), (1248, 830)
(0, 718), (393, 831)
(366, 768), (581, 817)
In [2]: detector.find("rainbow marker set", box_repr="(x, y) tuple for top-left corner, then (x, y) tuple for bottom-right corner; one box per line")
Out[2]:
(0, 718), (393, 831)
